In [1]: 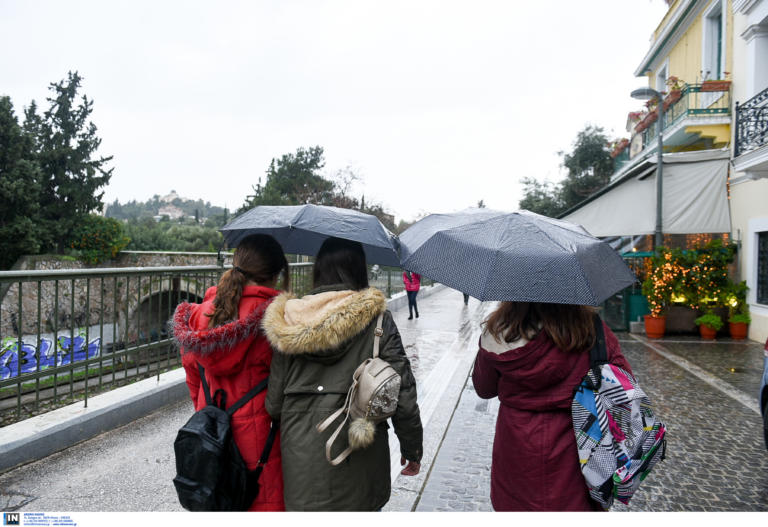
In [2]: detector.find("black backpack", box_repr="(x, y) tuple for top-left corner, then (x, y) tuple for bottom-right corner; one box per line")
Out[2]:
(173, 363), (278, 511)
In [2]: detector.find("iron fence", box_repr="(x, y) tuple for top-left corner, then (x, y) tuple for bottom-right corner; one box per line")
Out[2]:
(0, 261), (415, 425)
(735, 85), (768, 157)
(0, 266), (223, 425)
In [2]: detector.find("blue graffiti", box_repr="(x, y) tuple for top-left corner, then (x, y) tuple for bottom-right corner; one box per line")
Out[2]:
(0, 335), (101, 380)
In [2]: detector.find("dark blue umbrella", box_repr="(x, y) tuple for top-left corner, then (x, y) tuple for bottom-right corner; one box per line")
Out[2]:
(399, 208), (635, 305)
(220, 205), (400, 266)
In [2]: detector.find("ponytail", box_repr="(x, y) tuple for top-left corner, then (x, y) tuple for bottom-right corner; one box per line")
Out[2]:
(206, 269), (248, 328)
(205, 234), (288, 328)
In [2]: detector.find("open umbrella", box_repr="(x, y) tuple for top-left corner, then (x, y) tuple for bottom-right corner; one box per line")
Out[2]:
(399, 208), (635, 306)
(220, 204), (400, 266)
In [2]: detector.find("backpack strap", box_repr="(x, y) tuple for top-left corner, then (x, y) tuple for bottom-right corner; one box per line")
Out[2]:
(226, 378), (270, 417)
(248, 419), (279, 481)
(372, 313), (384, 359)
(588, 314), (607, 389)
(198, 362), (214, 407)
(316, 375), (359, 466)
(199, 361), (269, 416)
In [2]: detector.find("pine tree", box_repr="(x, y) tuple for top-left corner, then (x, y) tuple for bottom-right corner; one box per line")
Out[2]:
(0, 96), (43, 269)
(24, 71), (114, 251)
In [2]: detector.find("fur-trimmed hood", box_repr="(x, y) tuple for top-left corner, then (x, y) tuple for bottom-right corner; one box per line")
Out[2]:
(172, 300), (270, 355)
(262, 286), (387, 356)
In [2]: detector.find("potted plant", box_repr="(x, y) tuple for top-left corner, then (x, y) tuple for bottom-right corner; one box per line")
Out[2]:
(635, 110), (658, 133)
(641, 249), (674, 338)
(695, 311), (723, 340)
(727, 280), (750, 340)
(728, 312), (751, 340)
(663, 76), (684, 109)
(701, 72), (731, 92)
(610, 138), (630, 158)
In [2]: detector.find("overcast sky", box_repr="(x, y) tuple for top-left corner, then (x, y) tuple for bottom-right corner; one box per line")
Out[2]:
(1, 0), (669, 223)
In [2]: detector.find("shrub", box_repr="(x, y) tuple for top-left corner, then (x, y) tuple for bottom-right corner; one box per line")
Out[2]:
(69, 215), (130, 264)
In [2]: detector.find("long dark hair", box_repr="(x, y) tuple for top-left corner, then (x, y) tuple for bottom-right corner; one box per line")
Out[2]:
(206, 234), (289, 327)
(484, 302), (595, 352)
(313, 237), (369, 291)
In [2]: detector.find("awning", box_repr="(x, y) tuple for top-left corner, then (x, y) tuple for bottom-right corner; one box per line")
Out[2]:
(560, 149), (731, 237)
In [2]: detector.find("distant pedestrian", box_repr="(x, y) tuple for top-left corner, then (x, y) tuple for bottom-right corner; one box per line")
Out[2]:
(462, 292), (469, 305)
(262, 237), (423, 511)
(172, 234), (290, 511)
(471, 302), (633, 511)
(403, 271), (421, 319)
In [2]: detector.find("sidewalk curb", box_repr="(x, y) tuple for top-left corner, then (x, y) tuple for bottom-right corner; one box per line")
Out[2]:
(0, 284), (446, 475)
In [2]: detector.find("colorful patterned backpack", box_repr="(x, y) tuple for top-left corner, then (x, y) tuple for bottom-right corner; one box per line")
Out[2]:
(571, 316), (667, 509)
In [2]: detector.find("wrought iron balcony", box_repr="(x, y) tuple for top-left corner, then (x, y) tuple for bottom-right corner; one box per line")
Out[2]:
(735, 85), (768, 157)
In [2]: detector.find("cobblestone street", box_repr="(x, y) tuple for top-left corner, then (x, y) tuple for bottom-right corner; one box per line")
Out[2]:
(415, 333), (768, 512)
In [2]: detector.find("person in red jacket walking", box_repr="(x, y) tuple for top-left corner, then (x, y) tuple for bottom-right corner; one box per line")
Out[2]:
(402, 271), (421, 320)
(172, 234), (290, 511)
(471, 302), (633, 511)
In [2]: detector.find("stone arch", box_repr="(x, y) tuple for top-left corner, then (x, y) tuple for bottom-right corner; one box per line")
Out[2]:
(123, 276), (213, 343)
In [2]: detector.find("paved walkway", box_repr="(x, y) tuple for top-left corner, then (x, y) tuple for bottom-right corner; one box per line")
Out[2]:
(2, 288), (767, 512)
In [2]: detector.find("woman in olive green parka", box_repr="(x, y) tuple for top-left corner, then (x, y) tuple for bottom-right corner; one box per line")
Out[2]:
(262, 237), (423, 511)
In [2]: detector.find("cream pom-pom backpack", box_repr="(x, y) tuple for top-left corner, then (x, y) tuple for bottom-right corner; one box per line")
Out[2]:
(316, 314), (401, 465)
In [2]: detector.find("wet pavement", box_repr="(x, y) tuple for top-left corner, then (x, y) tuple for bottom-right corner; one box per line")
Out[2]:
(2, 288), (767, 512)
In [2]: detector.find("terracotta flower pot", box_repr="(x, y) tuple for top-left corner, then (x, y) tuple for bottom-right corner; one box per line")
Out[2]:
(700, 80), (731, 92)
(699, 324), (717, 340)
(729, 322), (748, 340)
(644, 315), (666, 339)
(663, 90), (682, 110)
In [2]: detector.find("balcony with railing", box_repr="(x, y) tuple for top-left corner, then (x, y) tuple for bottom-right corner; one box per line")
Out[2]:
(735, 85), (768, 158)
(636, 83), (731, 151)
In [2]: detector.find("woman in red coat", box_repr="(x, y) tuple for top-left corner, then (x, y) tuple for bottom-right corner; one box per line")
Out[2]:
(172, 234), (289, 511)
(471, 302), (632, 511)
(402, 271), (421, 320)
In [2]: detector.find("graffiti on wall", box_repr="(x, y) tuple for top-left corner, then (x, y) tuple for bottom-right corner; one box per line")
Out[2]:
(0, 329), (107, 381)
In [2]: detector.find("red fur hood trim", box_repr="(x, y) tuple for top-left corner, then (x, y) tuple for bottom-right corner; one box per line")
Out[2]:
(172, 300), (271, 355)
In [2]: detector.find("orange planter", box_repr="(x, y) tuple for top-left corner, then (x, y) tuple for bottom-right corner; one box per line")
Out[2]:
(701, 80), (731, 92)
(644, 315), (666, 339)
(729, 322), (748, 340)
(699, 325), (717, 340)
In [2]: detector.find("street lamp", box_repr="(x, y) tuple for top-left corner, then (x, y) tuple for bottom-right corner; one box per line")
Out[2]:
(631, 87), (665, 249)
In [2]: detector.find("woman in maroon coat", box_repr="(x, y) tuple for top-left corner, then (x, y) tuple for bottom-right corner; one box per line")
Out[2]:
(172, 234), (290, 511)
(472, 302), (632, 511)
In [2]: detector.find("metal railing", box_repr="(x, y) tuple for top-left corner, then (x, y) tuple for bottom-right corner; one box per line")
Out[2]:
(735, 85), (768, 157)
(641, 83), (731, 146)
(0, 261), (418, 425)
(0, 266), (223, 425)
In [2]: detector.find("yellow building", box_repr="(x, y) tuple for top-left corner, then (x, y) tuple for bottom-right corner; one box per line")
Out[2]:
(561, 0), (743, 333)
(564, 0), (733, 247)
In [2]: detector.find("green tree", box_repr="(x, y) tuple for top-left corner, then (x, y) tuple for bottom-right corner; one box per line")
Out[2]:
(518, 177), (564, 218)
(558, 125), (614, 208)
(24, 71), (114, 251)
(0, 96), (43, 269)
(518, 125), (614, 217)
(239, 146), (333, 212)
